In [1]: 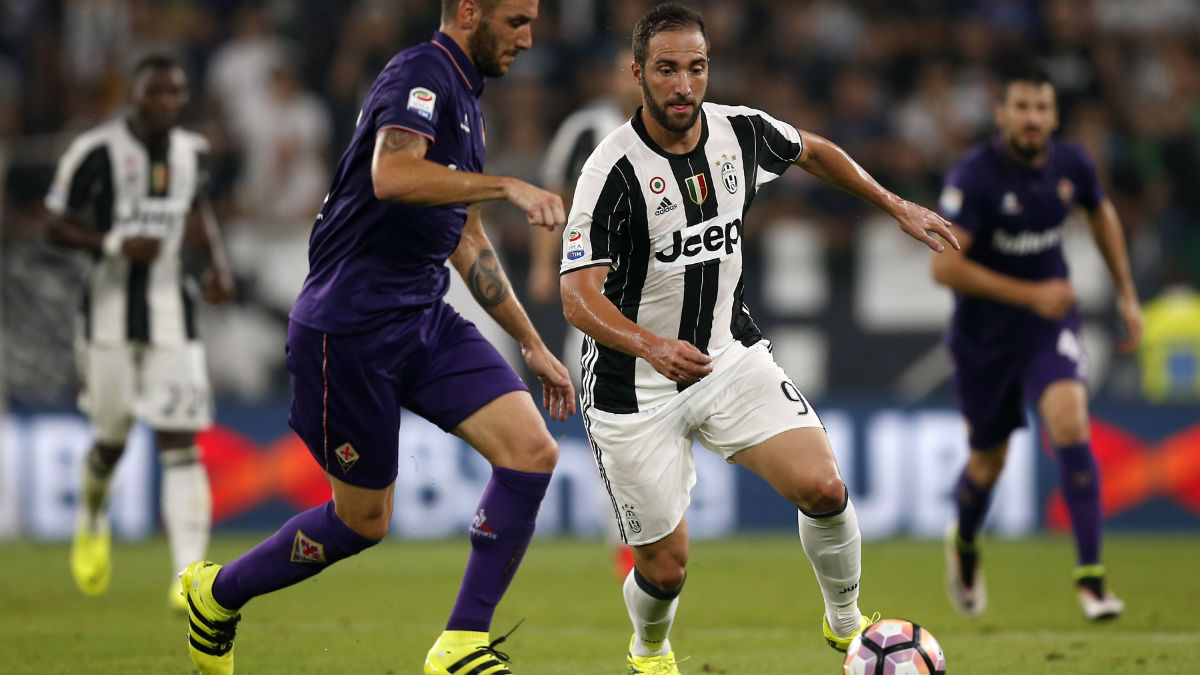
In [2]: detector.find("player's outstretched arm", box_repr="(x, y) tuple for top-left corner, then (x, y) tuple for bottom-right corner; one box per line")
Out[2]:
(450, 206), (575, 420)
(371, 128), (565, 230)
(794, 130), (959, 252)
(186, 195), (235, 304)
(561, 266), (712, 384)
(1085, 198), (1142, 353)
(930, 227), (1076, 319)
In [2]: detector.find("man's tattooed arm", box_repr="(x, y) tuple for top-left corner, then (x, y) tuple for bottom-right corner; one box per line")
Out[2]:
(467, 249), (511, 308)
(376, 128), (430, 156)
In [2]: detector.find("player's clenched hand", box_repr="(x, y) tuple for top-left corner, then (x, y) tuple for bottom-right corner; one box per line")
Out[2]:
(121, 235), (162, 263)
(504, 178), (566, 232)
(645, 337), (712, 384)
(893, 200), (960, 252)
(522, 342), (576, 421)
(1028, 279), (1076, 320)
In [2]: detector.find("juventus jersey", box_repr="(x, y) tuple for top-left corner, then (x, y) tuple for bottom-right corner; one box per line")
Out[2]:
(540, 99), (627, 193)
(46, 119), (208, 347)
(561, 103), (803, 413)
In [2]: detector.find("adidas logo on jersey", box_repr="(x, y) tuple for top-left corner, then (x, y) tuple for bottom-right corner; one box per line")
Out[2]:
(654, 197), (678, 216)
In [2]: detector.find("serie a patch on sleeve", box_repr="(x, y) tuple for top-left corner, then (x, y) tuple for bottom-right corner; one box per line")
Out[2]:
(939, 185), (963, 218)
(407, 87), (437, 120)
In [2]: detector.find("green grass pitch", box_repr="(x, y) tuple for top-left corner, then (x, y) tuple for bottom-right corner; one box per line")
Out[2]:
(2, 534), (1197, 674)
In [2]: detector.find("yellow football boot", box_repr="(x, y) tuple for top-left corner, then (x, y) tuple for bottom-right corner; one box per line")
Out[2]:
(181, 561), (240, 675)
(424, 630), (513, 675)
(70, 518), (111, 596)
(625, 635), (680, 675)
(823, 611), (880, 653)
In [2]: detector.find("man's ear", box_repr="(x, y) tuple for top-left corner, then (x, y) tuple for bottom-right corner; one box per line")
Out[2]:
(456, 0), (481, 31)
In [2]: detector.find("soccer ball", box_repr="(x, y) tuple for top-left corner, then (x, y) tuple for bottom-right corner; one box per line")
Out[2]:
(843, 618), (946, 675)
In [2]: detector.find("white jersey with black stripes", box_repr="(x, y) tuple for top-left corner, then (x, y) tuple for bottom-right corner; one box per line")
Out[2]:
(560, 102), (803, 414)
(45, 119), (209, 347)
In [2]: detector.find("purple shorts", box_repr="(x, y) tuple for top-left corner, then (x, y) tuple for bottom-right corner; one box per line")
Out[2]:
(950, 322), (1086, 450)
(286, 302), (529, 489)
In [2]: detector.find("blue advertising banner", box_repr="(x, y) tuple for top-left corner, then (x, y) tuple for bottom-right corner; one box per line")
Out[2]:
(1, 399), (1196, 541)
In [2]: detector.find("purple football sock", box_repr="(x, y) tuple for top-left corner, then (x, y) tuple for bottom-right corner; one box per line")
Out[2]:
(445, 466), (551, 632)
(955, 469), (993, 545)
(211, 501), (377, 610)
(1056, 442), (1102, 566)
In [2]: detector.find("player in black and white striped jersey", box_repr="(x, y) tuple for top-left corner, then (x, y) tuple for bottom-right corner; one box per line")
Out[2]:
(533, 46), (643, 580)
(45, 54), (234, 611)
(559, 5), (958, 670)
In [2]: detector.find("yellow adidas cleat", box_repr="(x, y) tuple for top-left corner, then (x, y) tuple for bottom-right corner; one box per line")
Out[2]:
(181, 561), (240, 675)
(625, 635), (680, 675)
(70, 519), (111, 596)
(823, 611), (880, 653)
(424, 630), (513, 675)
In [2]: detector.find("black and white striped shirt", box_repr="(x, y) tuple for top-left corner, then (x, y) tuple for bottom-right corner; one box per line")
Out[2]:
(45, 119), (209, 346)
(561, 103), (803, 413)
(540, 99), (628, 195)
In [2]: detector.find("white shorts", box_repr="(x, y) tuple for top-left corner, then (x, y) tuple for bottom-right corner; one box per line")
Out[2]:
(583, 341), (822, 545)
(76, 341), (214, 443)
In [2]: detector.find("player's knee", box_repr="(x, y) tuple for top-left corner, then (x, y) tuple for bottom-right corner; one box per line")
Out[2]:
(509, 430), (558, 473)
(334, 502), (392, 541)
(641, 562), (687, 593)
(967, 451), (1005, 486)
(1047, 417), (1089, 447)
(795, 476), (846, 515)
(94, 420), (133, 450)
(93, 442), (126, 469)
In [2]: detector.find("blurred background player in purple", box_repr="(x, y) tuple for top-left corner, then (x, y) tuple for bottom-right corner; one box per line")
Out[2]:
(44, 54), (234, 612)
(933, 61), (1141, 622)
(178, 2), (575, 675)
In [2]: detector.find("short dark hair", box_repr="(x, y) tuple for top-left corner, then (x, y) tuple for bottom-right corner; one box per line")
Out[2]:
(441, 0), (501, 25)
(632, 2), (707, 68)
(997, 59), (1054, 100)
(132, 53), (182, 79)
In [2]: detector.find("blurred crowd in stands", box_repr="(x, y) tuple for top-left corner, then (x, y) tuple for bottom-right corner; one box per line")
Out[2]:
(2, 0), (1199, 406)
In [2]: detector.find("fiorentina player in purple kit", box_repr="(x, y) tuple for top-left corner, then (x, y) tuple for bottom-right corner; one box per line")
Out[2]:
(933, 62), (1141, 622)
(181, 2), (575, 674)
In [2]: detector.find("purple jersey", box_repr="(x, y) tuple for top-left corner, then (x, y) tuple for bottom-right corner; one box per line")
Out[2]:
(290, 32), (487, 333)
(939, 136), (1104, 349)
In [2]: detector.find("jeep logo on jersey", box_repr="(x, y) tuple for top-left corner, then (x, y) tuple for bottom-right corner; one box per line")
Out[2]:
(720, 161), (738, 194)
(116, 199), (187, 237)
(654, 214), (742, 266)
(684, 174), (709, 204)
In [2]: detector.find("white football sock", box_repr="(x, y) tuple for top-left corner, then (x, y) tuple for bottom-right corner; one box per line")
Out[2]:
(624, 568), (680, 657)
(79, 446), (116, 533)
(798, 496), (863, 636)
(160, 446), (212, 576)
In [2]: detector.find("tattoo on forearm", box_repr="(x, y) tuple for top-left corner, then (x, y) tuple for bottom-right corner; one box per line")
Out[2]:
(467, 249), (510, 308)
(378, 129), (427, 155)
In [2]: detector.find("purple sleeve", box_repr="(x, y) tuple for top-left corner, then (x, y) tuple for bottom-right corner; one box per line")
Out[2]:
(1069, 143), (1105, 210)
(939, 161), (984, 234)
(371, 59), (446, 143)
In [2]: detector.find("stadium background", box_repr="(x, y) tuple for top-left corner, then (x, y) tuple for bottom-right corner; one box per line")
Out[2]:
(1, 0), (1198, 543)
